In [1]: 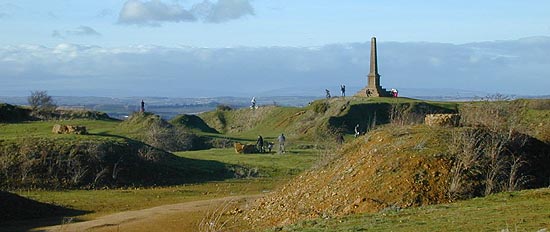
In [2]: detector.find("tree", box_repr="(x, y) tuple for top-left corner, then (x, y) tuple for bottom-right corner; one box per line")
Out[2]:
(28, 90), (57, 117)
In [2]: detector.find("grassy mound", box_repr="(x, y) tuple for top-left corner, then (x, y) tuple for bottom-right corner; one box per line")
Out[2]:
(118, 112), (170, 134)
(0, 103), (33, 122)
(0, 136), (170, 189)
(0, 191), (87, 222)
(239, 125), (549, 229)
(119, 112), (210, 151)
(55, 109), (114, 121)
(0, 135), (242, 189)
(169, 114), (218, 133)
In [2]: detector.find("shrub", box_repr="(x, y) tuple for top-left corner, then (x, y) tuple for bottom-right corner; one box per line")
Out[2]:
(216, 104), (232, 111)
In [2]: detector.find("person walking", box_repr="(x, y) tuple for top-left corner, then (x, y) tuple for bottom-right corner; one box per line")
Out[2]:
(354, 124), (360, 138)
(278, 133), (286, 154)
(340, 85), (346, 97)
(325, 89), (331, 99)
(256, 135), (264, 153)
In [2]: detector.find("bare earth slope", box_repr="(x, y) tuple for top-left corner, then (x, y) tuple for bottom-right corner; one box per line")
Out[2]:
(239, 125), (549, 230)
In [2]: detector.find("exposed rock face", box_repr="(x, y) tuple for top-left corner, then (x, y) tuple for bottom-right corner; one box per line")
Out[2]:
(52, 124), (87, 135)
(234, 142), (256, 154)
(424, 114), (460, 127)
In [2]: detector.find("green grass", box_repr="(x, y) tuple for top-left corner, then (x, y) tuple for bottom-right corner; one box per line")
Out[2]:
(176, 148), (319, 178)
(0, 119), (121, 139)
(15, 179), (276, 220)
(271, 188), (550, 232)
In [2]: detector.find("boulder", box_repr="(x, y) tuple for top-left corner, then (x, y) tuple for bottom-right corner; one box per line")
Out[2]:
(52, 124), (87, 135)
(424, 114), (460, 127)
(234, 142), (257, 154)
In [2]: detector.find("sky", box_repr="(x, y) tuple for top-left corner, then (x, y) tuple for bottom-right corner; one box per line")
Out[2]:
(1, 0), (549, 97)
(2, 0), (549, 47)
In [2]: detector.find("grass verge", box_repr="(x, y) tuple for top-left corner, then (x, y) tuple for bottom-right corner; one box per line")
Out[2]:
(271, 188), (550, 231)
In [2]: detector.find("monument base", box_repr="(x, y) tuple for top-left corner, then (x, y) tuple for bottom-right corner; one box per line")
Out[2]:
(356, 87), (392, 97)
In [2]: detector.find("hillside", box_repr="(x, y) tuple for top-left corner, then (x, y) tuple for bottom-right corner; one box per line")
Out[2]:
(198, 97), (457, 142)
(0, 111), (238, 189)
(237, 124), (549, 230)
(271, 188), (550, 231)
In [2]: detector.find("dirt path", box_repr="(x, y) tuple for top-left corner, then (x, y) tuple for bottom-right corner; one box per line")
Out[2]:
(36, 195), (262, 232)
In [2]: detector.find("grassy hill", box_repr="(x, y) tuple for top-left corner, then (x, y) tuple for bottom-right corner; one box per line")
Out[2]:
(0, 111), (238, 189)
(197, 97), (458, 145)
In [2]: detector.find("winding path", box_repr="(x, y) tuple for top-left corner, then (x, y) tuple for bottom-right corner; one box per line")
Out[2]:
(37, 195), (261, 232)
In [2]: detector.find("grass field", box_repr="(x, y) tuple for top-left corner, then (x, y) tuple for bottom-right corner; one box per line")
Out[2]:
(272, 188), (550, 231)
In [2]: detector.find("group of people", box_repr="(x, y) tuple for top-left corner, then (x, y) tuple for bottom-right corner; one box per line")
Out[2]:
(390, 88), (399, 97)
(256, 133), (286, 154)
(325, 85), (346, 99)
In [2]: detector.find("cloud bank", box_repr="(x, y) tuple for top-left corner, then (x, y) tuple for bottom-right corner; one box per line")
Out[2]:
(52, 26), (101, 39)
(1, 37), (549, 97)
(118, 0), (254, 26)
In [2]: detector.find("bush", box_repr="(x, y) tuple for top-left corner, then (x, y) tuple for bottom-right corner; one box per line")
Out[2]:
(216, 104), (232, 111)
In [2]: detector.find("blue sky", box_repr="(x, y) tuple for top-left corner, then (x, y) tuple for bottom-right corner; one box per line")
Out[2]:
(1, 0), (549, 47)
(1, 1), (549, 97)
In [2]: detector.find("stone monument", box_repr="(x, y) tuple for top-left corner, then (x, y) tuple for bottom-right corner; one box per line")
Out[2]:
(356, 37), (391, 97)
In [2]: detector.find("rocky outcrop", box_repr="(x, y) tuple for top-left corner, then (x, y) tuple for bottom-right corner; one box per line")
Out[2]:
(234, 142), (256, 154)
(52, 124), (88, 135)
(424, 114), (460, 127)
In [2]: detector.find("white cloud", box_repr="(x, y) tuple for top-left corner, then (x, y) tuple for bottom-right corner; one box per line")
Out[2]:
(67, 26), (101, 36)
(118, 0), (196, 26)
(118, 0), (254, 26)
(52, 26), (101, 39)
(1, 37), (549, 96)
(192, 0), (254, 23)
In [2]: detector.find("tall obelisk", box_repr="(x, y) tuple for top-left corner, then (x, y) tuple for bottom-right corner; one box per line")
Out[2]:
(356, 37), (390, 97)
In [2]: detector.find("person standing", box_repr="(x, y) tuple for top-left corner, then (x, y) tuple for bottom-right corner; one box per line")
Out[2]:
(251, 97), (257, 109)
(340, 85), (346, 97)
(140, 100), (145, 112)
(256, 135), (264, 153)
(325, 89), (331, 99)
(278, 133), (286, 154)
(354, 124), (360, 138)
